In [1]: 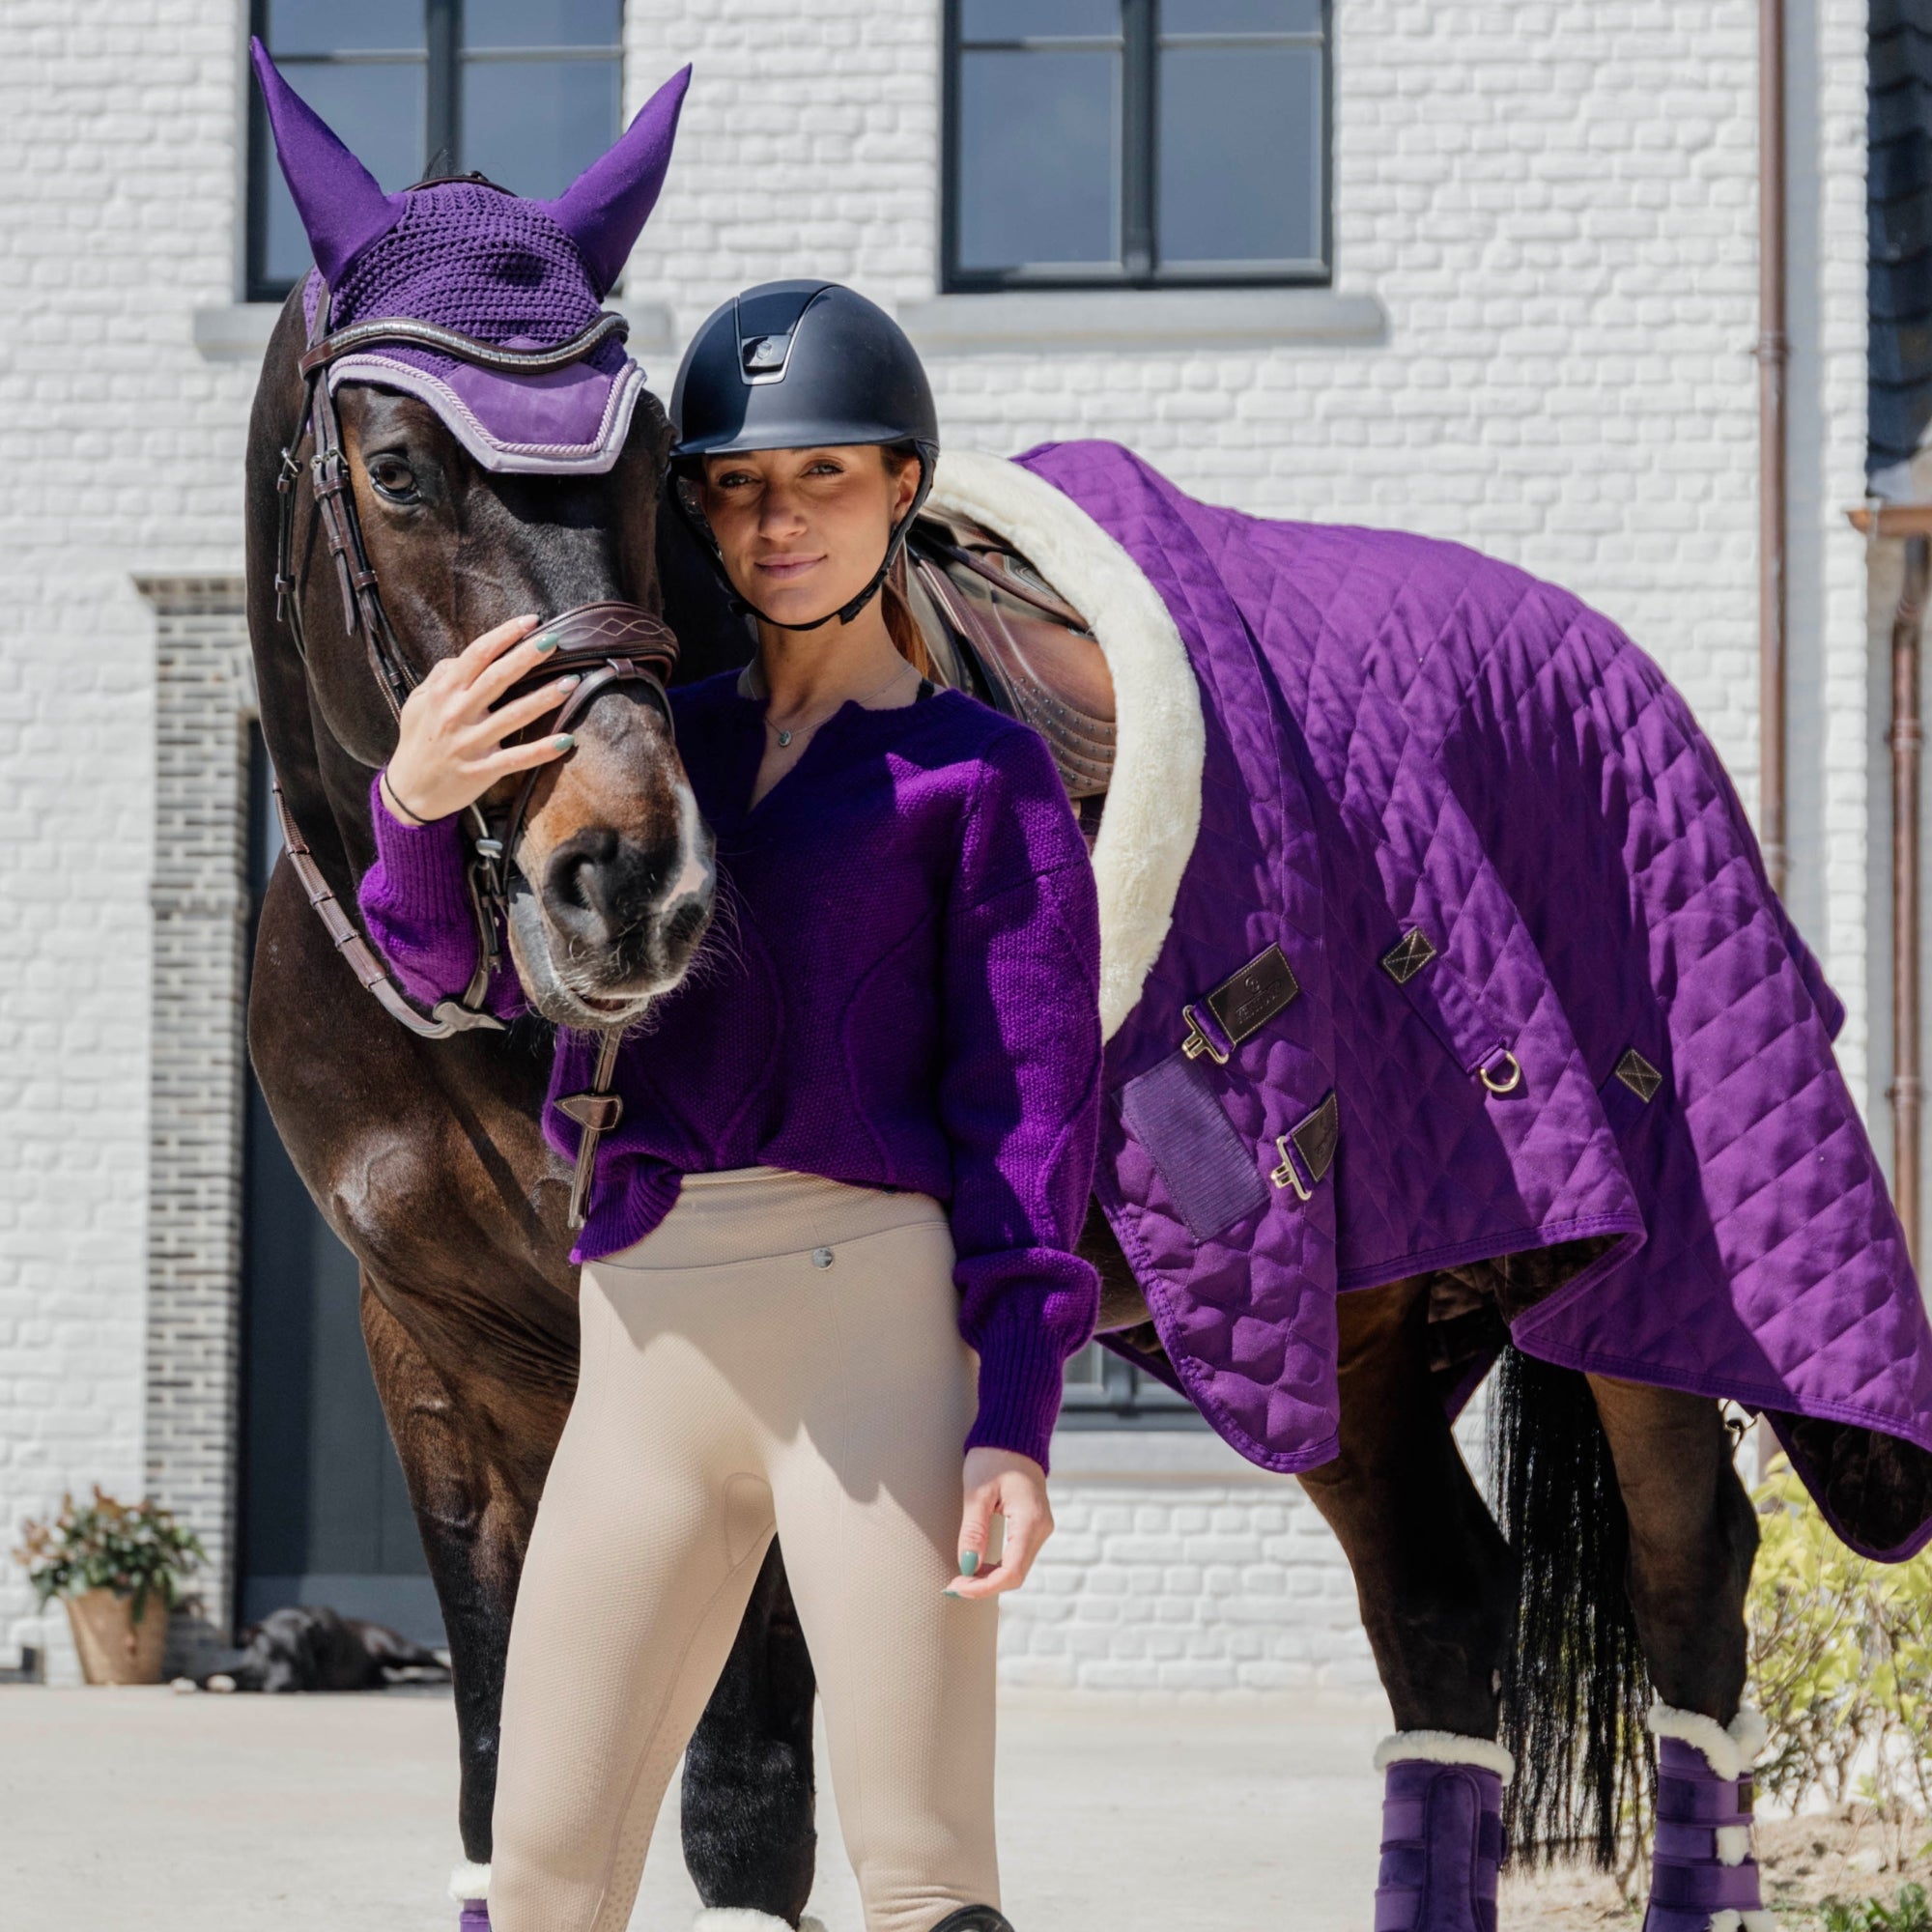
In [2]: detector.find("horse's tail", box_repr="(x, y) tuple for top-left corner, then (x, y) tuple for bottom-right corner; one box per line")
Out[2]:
(1490, 1343), (1652, 1867)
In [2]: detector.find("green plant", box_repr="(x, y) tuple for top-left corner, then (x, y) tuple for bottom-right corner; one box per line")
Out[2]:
(1821, 1882), (1932, 1932)
(12, 1486), (206, 1626)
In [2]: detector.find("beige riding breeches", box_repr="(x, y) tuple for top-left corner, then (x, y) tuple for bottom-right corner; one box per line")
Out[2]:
(489, 1166), (1000, 1932)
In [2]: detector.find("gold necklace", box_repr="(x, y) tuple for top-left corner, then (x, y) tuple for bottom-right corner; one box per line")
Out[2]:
(765, 658), (915, 748)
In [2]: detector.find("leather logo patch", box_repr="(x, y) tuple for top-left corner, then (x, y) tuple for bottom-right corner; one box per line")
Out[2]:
(1380, 928), (1438, 985)
(1613, 1049), (1663, 1104)
(1207, 944), (1300, 1045)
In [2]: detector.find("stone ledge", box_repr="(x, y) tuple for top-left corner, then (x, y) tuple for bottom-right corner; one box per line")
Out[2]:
(192, 298), (678, 363)
(898, 287), (1388, 354)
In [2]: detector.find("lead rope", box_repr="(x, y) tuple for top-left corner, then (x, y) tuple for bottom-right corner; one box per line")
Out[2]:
(557, 1029), (625, 1230)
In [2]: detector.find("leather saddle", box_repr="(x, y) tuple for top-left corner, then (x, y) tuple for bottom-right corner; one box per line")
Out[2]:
(901, 510), (1117, 838)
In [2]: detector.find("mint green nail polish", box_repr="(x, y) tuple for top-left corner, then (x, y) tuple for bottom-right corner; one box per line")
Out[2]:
(552, 733), (576, 752)
(942, 1588), (962, 1600)
(958, 1551), (980, 1577)
(534, 634), (559, 653)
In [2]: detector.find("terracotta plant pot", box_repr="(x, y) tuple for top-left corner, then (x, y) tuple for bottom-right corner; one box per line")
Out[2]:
(64, 1587), (169, 1686)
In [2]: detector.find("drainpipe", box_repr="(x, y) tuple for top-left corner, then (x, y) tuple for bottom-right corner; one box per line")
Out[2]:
(1848, 505), (1932, 1266)
(1891, 538), (1928, 1264)
(1759, 0), (1790, 898)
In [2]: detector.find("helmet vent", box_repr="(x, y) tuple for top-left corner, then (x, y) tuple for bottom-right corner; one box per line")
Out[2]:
(740, 332), (794, 383)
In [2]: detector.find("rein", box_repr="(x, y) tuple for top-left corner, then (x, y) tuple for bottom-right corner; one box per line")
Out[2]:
(272, 288), (679, 1225)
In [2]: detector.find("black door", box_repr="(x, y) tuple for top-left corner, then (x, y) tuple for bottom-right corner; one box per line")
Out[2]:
(236, 727), (441, 1641)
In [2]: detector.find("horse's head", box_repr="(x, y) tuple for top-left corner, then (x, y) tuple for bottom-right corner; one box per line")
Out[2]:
(250, 43), (712, 1030)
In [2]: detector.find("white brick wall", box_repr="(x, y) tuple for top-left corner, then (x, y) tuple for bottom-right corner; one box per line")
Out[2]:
(0, 1), (1873, 1681)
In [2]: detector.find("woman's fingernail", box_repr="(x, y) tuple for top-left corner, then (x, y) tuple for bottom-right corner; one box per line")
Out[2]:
(958, 1551), (980, 1577)
(534, 634), (559, 653)
(552, 733), (576, 752)
(942, 1588), (963, 1600)
(558, 675), (582, 691)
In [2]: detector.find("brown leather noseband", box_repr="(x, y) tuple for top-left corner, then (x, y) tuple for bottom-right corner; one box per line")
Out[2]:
(270, 288), (680, 1050)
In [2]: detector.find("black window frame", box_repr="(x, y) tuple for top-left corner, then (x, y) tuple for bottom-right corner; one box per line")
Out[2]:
(940, 0), (1332, 294)
(1058, 1339), (1208, 1430)
(245, 0), (624, 304)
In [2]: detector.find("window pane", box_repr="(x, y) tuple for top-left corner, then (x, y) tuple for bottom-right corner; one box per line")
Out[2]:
(1158, 43), (1321, 263)
(1160, 0), (1321, 31)
(956, 49), (1120, 270)
(960, 0), (1119, 42)
(465, 0), (623, 49)
(262, 61), (427, 285)
(461, 57), (623, 199)
(267, 0), (424, 55)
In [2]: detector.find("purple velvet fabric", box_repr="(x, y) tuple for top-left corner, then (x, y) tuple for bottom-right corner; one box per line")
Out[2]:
(1375, 1759), (1503, 1932)
(1026, 440), (1932, 1555)
(1643, 1737), (1765, 1931)
(254, 43), (689, 472)
(356, 679), (1103, 1472)
(458, 1901), (490, 1932)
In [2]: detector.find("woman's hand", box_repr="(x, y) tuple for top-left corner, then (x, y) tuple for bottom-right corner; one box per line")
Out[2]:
(946, 1447), (1053, 1600)
(380, 613), (583, 826)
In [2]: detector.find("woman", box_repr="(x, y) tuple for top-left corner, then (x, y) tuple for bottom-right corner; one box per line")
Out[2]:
(357, 283), (1103, 1932)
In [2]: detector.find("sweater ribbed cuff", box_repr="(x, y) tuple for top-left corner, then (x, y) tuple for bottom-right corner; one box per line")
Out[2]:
(964, 1301), (1077, 1475)
(366, 775), (473, 932)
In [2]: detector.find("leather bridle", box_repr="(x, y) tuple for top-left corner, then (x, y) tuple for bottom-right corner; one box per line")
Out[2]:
(270, 287), (679, 1223)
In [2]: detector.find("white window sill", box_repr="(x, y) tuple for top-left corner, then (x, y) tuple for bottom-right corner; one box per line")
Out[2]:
(1047, 1428), (1295, 1484)
(192, 298), (678, 363)
(898, 286), (1386, 354)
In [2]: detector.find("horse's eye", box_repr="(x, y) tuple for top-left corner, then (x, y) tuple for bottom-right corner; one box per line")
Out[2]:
(368, 455), (419, 503)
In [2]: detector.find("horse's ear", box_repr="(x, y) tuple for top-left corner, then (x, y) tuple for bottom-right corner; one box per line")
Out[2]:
(542, 65), (693, 296)
(249, 37), (407, 285)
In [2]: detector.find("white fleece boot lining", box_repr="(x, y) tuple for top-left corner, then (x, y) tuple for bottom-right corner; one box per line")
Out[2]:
(1646, 1703), (1766, 1785)
(1373, 1731), (1517, 1783)
(447, 1860), (491, 1903)
(1706, 1915), (1776, 1932)
(693, 1914), (828, 1932)
(926, 449), (1206, 1041)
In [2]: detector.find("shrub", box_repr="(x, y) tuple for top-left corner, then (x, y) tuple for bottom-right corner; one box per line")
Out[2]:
(12, 1486), (206, 1626)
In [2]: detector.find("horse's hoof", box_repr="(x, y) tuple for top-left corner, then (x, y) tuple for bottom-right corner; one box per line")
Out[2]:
(1640, 1705), (1775, 1932)
(1372, 1733), (1512, 1932)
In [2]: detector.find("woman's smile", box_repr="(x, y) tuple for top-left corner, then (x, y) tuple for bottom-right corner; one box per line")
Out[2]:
(754, 552), (824, 580)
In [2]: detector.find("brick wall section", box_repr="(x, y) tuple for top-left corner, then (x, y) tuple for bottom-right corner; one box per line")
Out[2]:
(0, 0), (1875, 1679)
(143, 581), (254, 1668)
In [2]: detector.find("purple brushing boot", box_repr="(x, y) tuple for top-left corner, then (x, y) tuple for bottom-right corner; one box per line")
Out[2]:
(1643, 1705), (1774, 1932)
(1371, 1733), (1514, 1932)
(450, 1861), (491, 1932)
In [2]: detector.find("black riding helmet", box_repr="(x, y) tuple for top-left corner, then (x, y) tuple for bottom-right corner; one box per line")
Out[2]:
(668, 280), (940, 630)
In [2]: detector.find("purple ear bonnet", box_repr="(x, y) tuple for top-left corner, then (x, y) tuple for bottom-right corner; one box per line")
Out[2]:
(250, 41), (690, 475)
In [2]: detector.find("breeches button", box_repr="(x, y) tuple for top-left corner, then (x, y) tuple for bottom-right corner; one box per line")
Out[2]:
(810, 1247), (834, 1269)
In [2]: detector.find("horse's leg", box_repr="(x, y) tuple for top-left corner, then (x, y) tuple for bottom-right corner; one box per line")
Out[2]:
(1584, 1376), (1766, 1932)
(1298, 1277), (1516, 1932)
(362, 1282), (554, 1909)
(1583, 1376), (1755, 1721)
(681, 1541), (819, 1927)
(1298, 1276), (1516, 1735)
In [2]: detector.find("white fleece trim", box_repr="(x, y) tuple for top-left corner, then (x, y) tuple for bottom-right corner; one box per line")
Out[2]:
(1646, 1704), (1766, 1784)
(927, 449), (1205, 1041)
(693, 1914), (826, 1932)
(1707, 1915), (1776, 1932)
(1373, 1730), (1516, 1783)
(1716, 1825), (1754, 1866)
(448, 1861), (491, 1903)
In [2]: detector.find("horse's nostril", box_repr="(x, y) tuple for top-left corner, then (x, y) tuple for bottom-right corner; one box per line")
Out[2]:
(543, 829), (678, 947)
(663, 897), (710, 956)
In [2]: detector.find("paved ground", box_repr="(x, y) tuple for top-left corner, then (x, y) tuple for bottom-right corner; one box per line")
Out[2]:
(0, 1682), (1392, 1931)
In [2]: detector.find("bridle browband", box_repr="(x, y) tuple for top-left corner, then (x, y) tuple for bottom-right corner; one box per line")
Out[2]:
(271, 288), (679, 1225)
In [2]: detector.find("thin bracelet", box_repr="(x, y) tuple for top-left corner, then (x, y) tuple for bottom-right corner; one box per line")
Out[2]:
(379, 767), (434, 828)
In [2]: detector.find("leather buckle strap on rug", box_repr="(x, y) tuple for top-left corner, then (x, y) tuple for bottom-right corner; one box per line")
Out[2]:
(1181, 943), (1300, 1065)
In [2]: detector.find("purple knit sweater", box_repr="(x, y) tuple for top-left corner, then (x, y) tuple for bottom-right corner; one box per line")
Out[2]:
(356, 674), (1103, 1469)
